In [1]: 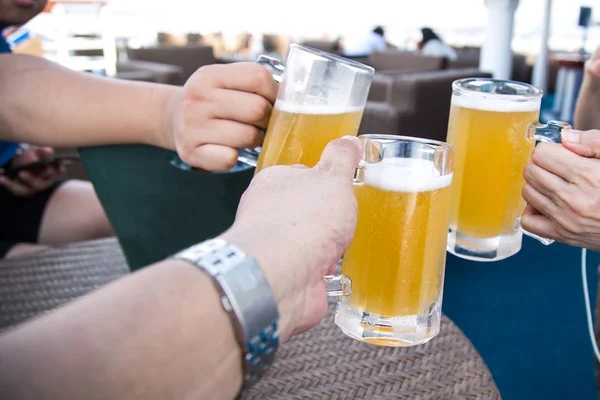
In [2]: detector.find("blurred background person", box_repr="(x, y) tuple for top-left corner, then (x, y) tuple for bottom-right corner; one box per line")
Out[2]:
(343, 26), (387, 57)
(417, 27), (457, 60)
(0, 0), (113, 259)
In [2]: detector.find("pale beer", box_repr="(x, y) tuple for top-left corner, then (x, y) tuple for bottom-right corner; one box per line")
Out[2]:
(448, 96), (539, 238)
(342, 159), (452, 318)
(446, 78), (543, 261)
(333, 135), (454, 347)
(256, 102), (364, 171)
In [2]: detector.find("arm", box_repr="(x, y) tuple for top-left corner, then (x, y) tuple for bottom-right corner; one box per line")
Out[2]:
(0, 257), (245, 400)
(0, 137), (362, 400)
(0, 55), (278, 172)
(574, 48), (600, 130)
(0, 54), (177, 150)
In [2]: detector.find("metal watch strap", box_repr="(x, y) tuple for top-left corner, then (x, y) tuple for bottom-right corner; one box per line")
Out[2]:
(172, 238), (280, 396)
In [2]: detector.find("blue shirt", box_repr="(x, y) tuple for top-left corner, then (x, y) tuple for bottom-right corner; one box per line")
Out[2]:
(0, 35), (19, 167)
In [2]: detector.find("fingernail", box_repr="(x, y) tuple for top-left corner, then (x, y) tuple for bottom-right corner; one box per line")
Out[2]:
(563, 129), (581, 144)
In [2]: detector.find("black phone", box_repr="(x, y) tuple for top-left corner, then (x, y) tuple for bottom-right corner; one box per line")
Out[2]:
(3, 155), (79, 179)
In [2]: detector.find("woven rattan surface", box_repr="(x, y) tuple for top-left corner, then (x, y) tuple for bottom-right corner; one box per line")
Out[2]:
(0, 238), (500, 399)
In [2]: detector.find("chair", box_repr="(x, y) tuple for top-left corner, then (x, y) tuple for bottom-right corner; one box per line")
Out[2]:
(127, 45), (221, 81)
(78, 145), (254, 271)
(360, 69), (492, 142)
(369, 50), (446, 72)
(116, 60), (185, 86)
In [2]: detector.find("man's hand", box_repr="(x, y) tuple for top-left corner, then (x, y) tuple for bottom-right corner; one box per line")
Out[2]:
(0, 146), (60, 197)
(165, 63), (279, 172)
(522, 129), (600, 251)
(221, 136), (362, 340)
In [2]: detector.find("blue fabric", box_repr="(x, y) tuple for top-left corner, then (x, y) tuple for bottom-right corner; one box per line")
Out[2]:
(0, 35), (10, 53)
(443, 237), (599, 399)
(0, 35), (19, 167)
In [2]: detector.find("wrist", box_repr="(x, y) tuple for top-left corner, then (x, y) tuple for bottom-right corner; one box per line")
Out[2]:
(154, 85), (181, 151)
(219, 226), (298, 342)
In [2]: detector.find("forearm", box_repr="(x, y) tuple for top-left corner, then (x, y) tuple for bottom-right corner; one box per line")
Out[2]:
(574, 70), (600, 130)
(0, 260), (243, 400)
(0, 54), (178, 149)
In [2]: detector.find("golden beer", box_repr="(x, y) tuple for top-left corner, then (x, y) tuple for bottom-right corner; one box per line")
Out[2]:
(341, 159), (453, 319)
(447, 97), (539, 239)
(255, 101), (364, 171)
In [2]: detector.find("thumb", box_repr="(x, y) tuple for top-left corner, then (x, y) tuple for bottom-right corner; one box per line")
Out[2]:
(562, 129), (600, 158)
(315, 136), (362, 178)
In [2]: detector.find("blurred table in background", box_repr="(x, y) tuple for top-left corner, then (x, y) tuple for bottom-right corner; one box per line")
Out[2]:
(550, 53), (587, 124)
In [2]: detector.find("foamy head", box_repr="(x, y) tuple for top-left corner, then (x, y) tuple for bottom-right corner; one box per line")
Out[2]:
(451, 94), (541, 113)
(363, 158), (452, 193)
(275, 100), (363, 115)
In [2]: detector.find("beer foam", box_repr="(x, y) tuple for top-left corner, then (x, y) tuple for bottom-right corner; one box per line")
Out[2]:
(451, 94), (541, 113)
(363, 158), (452, 193)
(275, 100), (363, 115)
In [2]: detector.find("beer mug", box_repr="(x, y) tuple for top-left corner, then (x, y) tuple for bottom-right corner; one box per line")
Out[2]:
(326, 135), (454, 347)
(253, 44), (374, 171)
(446, 78), (571, 262)
(172, 44), (374, 172)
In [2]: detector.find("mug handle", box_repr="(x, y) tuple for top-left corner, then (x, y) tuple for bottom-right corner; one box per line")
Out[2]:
(237, 55), (287, 167)
(522, 120), (572, 245)
(171, 55), (287, 171)
(325, 274), (352, 296)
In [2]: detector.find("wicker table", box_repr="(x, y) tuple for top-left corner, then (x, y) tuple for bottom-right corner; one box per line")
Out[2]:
(0, 238), (500, 399)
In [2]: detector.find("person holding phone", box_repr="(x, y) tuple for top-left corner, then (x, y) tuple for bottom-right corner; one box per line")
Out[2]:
(0, 0), (113, 259)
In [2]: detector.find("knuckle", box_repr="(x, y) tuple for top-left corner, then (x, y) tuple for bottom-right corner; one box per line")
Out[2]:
(521, 184), (532, 201)
(221, 149), (239, 171)
(567, 195), (588, 217)
(556, 212), (583, 235)
(193, 64), (218, 81)
(249, 97), (271, 122)
(531, 145), (546, 165)
(580, 165), (600, 188)
(550, 187), (571, 206)
(240, 126), (260, 147)
(522, 163), (535, 181)
(252, 64), (274, 89)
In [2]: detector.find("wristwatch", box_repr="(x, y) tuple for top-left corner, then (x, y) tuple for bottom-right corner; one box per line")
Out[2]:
(172, 238), (280, 397)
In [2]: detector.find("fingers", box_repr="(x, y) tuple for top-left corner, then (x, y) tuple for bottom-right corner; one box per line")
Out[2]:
(177, 119), (264, 169)
(197, 120), (264, 149)
(0, 176), (34, 197)
(522, 183), (557, 217)
(523, 162), (569, 200)
(36, 147), (54, 158)
(561, 129), (600, 159)
(531, 142), (591, 184)
(315, 136), (362, 178)
(184, 144), (239, 172)
(190, 63), (279, 105)
(521, 205), (560, 241)
(196, 89), (273, 129)
(17, 171), (54, 191)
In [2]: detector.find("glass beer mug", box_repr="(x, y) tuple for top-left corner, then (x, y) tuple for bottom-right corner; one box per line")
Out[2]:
(327, 135), (454, 347)
(252, 44), (374, 171)
(446, 78), (571, 262)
